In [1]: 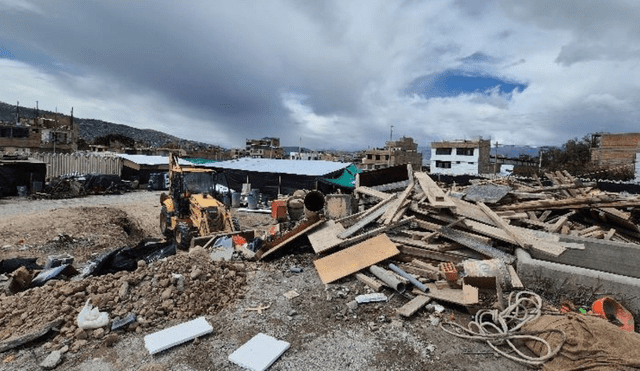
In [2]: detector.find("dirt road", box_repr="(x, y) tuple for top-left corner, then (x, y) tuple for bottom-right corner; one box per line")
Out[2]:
(0, 192), (522, 371)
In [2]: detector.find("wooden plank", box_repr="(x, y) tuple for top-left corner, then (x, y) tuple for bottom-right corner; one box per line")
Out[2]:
(450, 197), (496, 226)
(337, 194), (398, 239)
(414, 172), (456, 210)
(604, 228), (616, 240)
(354, 186), (393, 200)
(307, 220), (346, 254)
(477, 202), (531, 249)
(397, 244), (481, 263)
(337, 217), (415, 250)
(313, 234), (400, 284)
(555, 170), (580, 197)
(577, 225), (600, 236)
(401, 263), (441, 280)
(396, 295), (431, 317)
(335, 209), (366, 228)
(507, 265), (524, 289)
(548, 211), (575, 233)
(355, 273), (384, 291)
(413, 282), (479, 306)
(428, 213), (566, 258)
(257, 219), (324, 260)
(381, 182), (414, 225)
(538, 210), (552, 222)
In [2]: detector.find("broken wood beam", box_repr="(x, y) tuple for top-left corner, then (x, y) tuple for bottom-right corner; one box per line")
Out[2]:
(397, 295), (431, 317)
(547, 211), (576, 233)
(354, 273), (385, 291)
(477, 202), (532, 250)
(337, 216), (415, 249)
(414, 172), (456, 210)
(354, 186), (393, 200)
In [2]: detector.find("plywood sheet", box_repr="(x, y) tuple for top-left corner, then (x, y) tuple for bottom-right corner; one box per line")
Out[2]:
(313, 234), (399, 284)
(307, 220), (345, 254)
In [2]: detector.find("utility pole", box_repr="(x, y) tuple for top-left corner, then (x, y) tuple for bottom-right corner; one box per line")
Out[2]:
(493, 141), (499, 174)
(390, 125), (394, 142)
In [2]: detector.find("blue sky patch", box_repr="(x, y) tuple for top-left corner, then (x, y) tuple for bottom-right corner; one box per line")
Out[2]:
(0, 38), (72, 72)
(406, 69), (527, 98)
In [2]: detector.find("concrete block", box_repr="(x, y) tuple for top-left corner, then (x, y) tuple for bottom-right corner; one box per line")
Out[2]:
(144, 317), (213, 355)
(530, 234), (640, 279)
(516, 249), (640, 319)
(228, 333), (290, 371)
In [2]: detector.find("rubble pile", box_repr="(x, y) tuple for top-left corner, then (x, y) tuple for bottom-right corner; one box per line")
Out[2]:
(35, 173), (137, 199)
(0, 252), (249, 353)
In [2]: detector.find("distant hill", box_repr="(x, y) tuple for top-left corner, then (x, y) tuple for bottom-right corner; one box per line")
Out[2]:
(0, 101), (218, 149)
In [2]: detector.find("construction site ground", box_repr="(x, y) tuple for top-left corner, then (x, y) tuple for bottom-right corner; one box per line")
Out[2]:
(0, 191), (521, 370)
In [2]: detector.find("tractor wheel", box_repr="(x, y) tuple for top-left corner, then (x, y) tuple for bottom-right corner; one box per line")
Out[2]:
(232, 216), (241, 232)
(160, 206), (171, 237)
(174, 222), (192, 250)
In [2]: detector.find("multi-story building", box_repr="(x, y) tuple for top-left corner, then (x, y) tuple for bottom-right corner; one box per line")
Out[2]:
(590, 133), (640, 168)
(360, 137), (422, 171)
(429, 139), (492, 175)
(0, 113), (78, 155)
(245, 137), (284, 159)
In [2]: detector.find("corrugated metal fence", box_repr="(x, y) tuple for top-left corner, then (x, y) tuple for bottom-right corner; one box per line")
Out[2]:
(31, 153), (122, 180)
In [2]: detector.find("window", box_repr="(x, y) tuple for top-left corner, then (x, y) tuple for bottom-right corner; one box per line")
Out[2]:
(375, 155), (381, 160)
(456, 161), (461, 164)
(469, 162), (474, 165)
(435, 161), (451, 168)
(435, 148), (452, 155)
(385, 155), (389, 160)
(456, 148), (474, 156)
(367, 154), (373, 160)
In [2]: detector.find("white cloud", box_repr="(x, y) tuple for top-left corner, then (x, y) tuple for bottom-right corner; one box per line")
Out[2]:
(0, 58), (233, 146)
(1, 0), (640, 150)
(0, 0), (41, 14)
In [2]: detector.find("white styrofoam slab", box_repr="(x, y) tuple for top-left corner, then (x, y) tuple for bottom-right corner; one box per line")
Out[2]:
(144, 317), (213, 355)
(228, 333), (290, 371)
(355, 293), (387, 303)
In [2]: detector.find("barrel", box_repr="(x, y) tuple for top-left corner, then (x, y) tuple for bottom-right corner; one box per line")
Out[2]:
(231, 192), (241, 208)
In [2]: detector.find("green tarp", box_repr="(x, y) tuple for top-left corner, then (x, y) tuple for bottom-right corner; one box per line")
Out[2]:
(322, 163), (362, 188)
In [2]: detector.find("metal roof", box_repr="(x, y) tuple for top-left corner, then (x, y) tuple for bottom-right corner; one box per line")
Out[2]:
(117, 154), (191, 166)
(205, 158), (351, 176)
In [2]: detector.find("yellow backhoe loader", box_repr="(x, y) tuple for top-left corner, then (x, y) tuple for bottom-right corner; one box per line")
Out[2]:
(160, 153), (237, 249)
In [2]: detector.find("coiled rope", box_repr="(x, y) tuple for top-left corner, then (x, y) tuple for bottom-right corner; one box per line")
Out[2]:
(440, 291), (566, 366)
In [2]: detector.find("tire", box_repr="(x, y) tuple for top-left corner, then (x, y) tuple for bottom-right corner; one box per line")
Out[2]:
(232, 216), (241, 232)
(160, 206), (171, 237)
(174, 222), (192, 250)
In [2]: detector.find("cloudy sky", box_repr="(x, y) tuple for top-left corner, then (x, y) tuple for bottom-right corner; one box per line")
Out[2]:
(1, 0), (639, 150)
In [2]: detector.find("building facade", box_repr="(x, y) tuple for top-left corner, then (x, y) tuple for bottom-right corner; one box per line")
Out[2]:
(245, 137), (284, 159)
(0, 113), (78, 155)
(360, 137), (422, 171)
(429, 139), (492, 175)
(590, 133), (640, 169)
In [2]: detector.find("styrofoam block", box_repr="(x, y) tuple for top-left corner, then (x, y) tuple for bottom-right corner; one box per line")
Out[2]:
(228, 333), (290, 371)
(144, 317), (213, 355)
(355, 293), (387, 303)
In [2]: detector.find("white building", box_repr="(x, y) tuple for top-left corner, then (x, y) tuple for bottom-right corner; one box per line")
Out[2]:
(429, 139), (492, 175)
(290, 151), (320, 160)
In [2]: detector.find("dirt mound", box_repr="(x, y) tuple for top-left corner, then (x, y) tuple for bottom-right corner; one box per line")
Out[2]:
(0, 252), (249, 353)
(0, 207), (148, 261)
